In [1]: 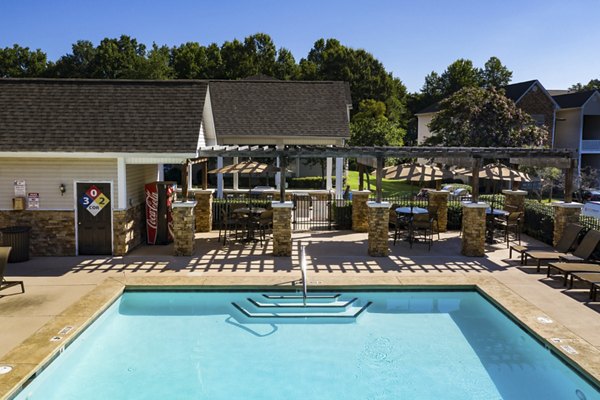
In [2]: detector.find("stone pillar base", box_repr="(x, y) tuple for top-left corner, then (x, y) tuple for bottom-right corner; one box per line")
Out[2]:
(428, 190), (449, 232)
(461, 202), (488, 257)
(367, 201), (390, 257)
(502, 189), (527, 212)
(194, 189), (214, 232)
(272, 201), (293, 256)
(172, 201), (197, 256)
(552, 202), (583, 248)
(352, 190), (371, 232)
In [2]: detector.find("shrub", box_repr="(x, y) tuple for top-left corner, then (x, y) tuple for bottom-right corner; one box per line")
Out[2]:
(523, 200), (554, 245)
(288, 176), (336, 189)
(447, 202), (463, 230)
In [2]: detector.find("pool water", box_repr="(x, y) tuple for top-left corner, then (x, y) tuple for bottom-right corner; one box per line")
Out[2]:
(15, 291), (600, 400)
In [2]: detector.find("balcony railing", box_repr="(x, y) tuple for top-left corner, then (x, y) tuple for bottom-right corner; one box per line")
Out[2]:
(581, 140), (600, 152)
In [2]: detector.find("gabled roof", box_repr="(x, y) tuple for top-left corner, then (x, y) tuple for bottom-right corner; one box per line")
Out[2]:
(416, 80), (556, 115)
(502, 80), (538, 102)
(553, 90), (599, 109)
(208, 80), (351, 138)
(0, 79), (207, 153)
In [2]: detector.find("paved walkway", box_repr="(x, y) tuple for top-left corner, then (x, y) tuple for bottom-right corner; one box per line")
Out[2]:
(1, 230), (599, 362)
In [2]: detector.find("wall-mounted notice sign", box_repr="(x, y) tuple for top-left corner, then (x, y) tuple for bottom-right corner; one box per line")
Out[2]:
(14, 180), (26, 197)
(27, 193), (40, 210)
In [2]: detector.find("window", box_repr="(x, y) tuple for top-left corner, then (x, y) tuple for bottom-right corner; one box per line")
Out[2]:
(530, 114), (545, 127)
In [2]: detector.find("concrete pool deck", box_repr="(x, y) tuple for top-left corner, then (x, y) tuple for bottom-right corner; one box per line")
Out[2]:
(1, 230), (600, 397)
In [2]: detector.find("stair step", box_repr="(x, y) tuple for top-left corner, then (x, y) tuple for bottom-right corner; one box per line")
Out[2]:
(248, 297), (357, 308)
(232, 301), (372, 319)
(262, 293), (341, 300)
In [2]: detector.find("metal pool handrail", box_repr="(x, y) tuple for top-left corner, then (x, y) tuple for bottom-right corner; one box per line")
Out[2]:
(300, 244), (308, 304)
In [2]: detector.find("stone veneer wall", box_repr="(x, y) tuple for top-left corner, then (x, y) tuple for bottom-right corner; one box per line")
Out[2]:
(0, 210), (75, 256)
(503, 190), (527, 213)
(367, 202), (389, 257)
(461, 203), (487, 257)
(272, 202), (293, 256)
(517, 88), (555, 146)
(552, 203), (583, 248)
(428, 190), (449, 232)
(352, 191), (371, 232)
(172, 203), (196, 256)
(113, 203), (146, 256)
(194, 190), (213, 232)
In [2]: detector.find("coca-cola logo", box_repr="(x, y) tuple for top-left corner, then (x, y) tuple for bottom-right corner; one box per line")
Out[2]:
(146, 189), (158, 230)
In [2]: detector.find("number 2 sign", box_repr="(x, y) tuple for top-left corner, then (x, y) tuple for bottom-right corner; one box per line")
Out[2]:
(80, 185), (110, 216)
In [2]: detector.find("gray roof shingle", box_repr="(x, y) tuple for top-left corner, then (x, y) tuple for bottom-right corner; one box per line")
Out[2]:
(553, 90), (599, 109)
(208, 80), (351, 138)
(0, 79), (207, 153)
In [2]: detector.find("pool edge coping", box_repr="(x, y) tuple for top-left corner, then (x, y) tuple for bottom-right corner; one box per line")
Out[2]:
(1, 274), (599, 399)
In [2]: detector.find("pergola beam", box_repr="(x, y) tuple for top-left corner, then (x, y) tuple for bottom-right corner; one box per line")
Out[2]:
(196, 145), (576, 167)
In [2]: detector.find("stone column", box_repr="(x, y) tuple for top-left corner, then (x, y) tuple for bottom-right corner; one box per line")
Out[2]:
(193, 189), (214, 232)
(428, 190), (449, 232)
(172, 201), (197, 256)
(461, 202), (488, 257)
(272, 201), (293, 256)
(367, 201), (390, 257)
(552, 202), (583, 248)
(352, 190), (371, 232)
(502, 189), (527, 212)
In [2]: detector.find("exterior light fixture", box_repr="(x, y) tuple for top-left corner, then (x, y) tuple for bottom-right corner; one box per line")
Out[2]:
(59, 184), (66, 196)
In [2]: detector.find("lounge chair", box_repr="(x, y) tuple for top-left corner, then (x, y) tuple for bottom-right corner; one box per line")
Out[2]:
(0, 247), (24, 294)
(547, 261), (600, 287)
(524, 223), (584, 272)
(569, 272), (600, 300)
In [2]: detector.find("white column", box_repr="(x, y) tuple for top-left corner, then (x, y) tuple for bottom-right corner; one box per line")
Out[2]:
(275, 157), (281, 190)
(233, 156), (239, 190)
(335, 157), (344, 199)
(326, 157), (333, 190)
(187, 162), (193, 189)
(117, 157), (127, 210)
(157, 164), (164, 181)
(217, 157), (224, 198)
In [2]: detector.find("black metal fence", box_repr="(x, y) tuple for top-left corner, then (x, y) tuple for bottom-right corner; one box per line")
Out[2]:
(211, 193), (353, 231)
(292, 193), (352, 231)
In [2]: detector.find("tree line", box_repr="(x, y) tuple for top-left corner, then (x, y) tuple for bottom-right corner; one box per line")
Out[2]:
(0, 33), (596, 149)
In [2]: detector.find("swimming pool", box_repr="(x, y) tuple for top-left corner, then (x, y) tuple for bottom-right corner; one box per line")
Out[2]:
(13, 290), (600, 399)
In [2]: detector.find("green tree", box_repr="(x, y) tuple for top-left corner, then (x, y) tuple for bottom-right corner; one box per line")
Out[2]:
(480, 56), (512, 88)
(90, 35), (148, 79)
(425, 87), (546, 147)
(0, 44), (48, 77)
(569, 79), (600, 92)
(273, 47), (298, 80)
(170, 42), (208, 79)
(301, 38), (408, 124)
(48, 40), (96, 77)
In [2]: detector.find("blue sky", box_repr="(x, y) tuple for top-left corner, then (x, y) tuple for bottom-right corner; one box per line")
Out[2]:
(1, 0), (598, 92)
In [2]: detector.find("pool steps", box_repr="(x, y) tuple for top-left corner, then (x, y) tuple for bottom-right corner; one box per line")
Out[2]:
(231, 294), (371, 319)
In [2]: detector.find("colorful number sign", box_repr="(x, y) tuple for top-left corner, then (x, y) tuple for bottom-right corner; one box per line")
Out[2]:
(81, 185), (110, 216)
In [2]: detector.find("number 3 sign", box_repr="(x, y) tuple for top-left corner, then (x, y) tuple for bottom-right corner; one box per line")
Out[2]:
(80, 185), (110, 216)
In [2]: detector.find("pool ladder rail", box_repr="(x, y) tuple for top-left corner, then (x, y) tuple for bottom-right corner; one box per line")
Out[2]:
(231, 294), (372, 320)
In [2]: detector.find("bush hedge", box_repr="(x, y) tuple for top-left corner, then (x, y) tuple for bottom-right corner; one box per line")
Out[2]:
(288, 176), (337, 189)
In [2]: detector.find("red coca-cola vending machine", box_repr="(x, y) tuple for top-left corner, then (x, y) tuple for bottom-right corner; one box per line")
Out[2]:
(145, 181), (175, 245)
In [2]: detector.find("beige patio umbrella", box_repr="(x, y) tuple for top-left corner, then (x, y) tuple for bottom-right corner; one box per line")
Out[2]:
(208, 161), (280, 174)
(380, 163), (453, 182)
(456, 163), (531, 182)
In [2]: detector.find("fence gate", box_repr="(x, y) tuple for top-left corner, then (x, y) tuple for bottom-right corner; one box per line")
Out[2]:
(292, 193), (352, 231)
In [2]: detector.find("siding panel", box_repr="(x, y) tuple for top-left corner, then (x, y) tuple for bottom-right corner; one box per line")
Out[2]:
(0, 158), (118, 210)
(126, 164), (158, 207)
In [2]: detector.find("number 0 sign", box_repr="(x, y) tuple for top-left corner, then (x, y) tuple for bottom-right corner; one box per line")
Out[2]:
(81, 185), (110, 216)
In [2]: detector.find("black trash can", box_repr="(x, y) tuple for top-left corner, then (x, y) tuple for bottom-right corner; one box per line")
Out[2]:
(0, 226), (31, 263)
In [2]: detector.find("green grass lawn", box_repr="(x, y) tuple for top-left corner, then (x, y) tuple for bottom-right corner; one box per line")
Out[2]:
(345, 170), (420, 195)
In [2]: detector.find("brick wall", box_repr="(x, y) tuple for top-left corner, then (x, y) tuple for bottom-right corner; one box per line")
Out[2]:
(0, 210), (76, 256)
(517, 87), (555, 146)
(113, 203), (146, 256)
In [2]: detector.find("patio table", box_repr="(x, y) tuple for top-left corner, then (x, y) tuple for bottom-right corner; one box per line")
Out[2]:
(485, 208), (509, 244)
